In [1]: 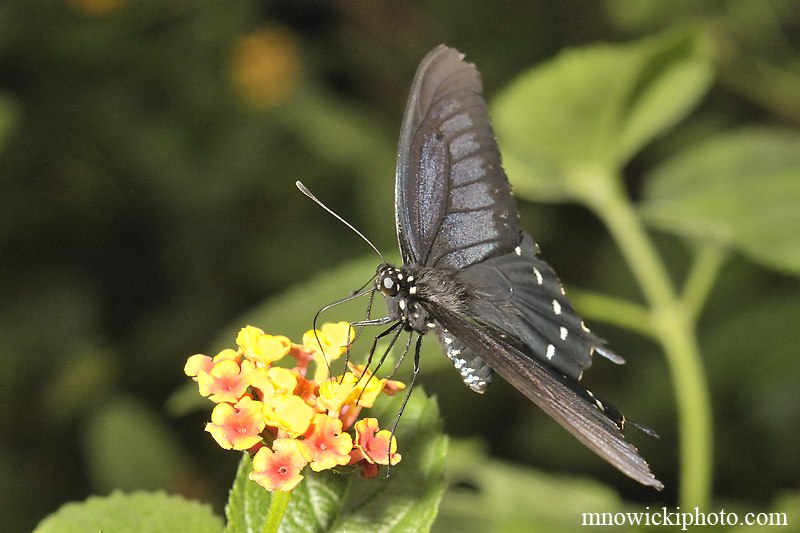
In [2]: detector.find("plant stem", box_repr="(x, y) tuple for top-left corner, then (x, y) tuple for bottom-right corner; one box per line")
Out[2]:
(682, 244), (728, 321)
(584, 172), (713, 509)
(262, 490), (292, 533)
(569, 289), (654, 338)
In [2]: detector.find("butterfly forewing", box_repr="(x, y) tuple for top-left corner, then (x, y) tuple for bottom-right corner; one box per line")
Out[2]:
(395, 45), (520, 270)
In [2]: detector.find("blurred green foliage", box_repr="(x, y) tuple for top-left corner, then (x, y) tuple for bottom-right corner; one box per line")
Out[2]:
(1, 1), (799, 531)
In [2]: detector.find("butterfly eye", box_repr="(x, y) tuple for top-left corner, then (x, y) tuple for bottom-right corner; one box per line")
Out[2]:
(380, 274), (399, 297)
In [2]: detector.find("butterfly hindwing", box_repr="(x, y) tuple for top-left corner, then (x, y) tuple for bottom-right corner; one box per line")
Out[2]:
(395, 45), (520, 270)
(456, 233), (616, 380)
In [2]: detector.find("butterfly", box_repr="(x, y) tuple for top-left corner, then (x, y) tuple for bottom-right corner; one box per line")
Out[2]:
(363, 44), (663, 489)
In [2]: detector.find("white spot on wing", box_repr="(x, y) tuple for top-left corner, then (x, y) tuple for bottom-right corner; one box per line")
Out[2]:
(552, 299), (562, 315)
(560, 326), (568, 341)
(514, 246), (522, 256)
(533, 267), (543, 285)
(546, 344), (555, 360)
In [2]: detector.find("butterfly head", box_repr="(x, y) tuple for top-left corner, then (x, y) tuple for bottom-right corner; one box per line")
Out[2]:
(377, 264), (402, 297)
(376, 264), (431, 331)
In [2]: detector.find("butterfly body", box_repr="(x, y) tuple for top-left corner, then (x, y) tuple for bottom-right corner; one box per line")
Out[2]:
(372, 45), (662, 489)
(378, 262), (496, 392)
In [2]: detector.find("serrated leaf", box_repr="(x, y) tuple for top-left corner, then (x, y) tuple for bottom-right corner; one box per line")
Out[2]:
(224, 389), (446, 533)
(640, 129), (800, 274)
(276, 471), (349, 533)
(493, 30), (712, 202)
(225, 454), (270, 533)
(34, 491), (223, 533)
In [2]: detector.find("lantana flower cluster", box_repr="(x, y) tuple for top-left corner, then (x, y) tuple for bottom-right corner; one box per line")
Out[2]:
(185, 323), (404, 492)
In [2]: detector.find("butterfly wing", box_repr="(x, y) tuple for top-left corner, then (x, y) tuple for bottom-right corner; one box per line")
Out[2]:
(390, 45), (660, 488)
(456, 233), (623, 380)
(395, 45), (520, 270)
(424, 299), (663, 489)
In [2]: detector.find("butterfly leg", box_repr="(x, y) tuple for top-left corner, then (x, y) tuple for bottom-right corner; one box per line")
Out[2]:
(352, 321), (405, 400)
(386, 333), (423, 475)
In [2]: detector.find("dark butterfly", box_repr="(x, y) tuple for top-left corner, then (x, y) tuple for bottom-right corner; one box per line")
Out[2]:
(367, 45), (662, 489)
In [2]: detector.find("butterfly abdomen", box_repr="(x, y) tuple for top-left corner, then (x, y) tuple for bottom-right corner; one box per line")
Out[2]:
(437, 329), (493, 393)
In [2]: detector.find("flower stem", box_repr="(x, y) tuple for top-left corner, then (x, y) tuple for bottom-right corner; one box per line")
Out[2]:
(262, 490), (293, 533)
(584, 172), (713, 509)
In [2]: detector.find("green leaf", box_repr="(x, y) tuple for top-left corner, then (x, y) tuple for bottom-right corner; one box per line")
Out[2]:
(640, 129), (800, 274)
(82, 396), (190, 493)
(225, 454), (270, 533)
(224, 389), (447, 533)
(493, 30), (713, 202)
(34, 491), (223, 533)
(278, 472), (350, 532)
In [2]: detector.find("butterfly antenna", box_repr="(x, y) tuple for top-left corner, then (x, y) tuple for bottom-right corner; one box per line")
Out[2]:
(296, 181), (385, 262)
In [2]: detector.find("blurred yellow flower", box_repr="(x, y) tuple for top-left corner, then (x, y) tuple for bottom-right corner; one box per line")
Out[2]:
(230, 28), (300, 109)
